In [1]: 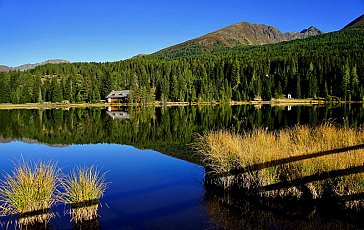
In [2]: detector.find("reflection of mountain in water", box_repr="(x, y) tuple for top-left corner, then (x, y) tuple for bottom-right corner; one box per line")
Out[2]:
(0, 136), (69, 147)
(0, 137), (12, 144)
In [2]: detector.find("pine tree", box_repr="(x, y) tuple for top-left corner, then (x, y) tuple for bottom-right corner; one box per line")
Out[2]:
(295, 74), (301, 98)
(342, 63), (350, 100)
(351, 66), (359, 100)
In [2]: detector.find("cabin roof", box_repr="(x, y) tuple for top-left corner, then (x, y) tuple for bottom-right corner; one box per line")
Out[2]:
(106, 90), (130, 98)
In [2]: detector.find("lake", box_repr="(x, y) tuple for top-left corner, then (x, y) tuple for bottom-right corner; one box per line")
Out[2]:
(0, 104), (363, 229)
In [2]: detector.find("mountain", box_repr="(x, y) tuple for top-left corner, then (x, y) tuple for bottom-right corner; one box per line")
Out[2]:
(0, 65), (12, 72)
(0, 59), (70, 72)
(343, 14), (364, 29)
(155, 22), (323, 56)
(0, 16), (362, 105)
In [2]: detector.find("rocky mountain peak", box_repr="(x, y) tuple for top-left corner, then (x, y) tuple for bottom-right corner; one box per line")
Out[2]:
(301, 26), (322, 34)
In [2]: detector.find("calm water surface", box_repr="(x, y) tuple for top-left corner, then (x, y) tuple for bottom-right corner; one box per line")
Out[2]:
(0, 142), (206, 229)
(0, 104), (363, 229)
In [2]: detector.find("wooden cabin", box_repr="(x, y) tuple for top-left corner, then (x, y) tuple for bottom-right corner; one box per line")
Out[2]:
(106, 90), (130, 103)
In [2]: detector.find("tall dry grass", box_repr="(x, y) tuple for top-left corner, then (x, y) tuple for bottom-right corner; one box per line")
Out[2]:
(61, 166), (107, 223)
(0, 160), (59, 226)
(194, 124), (364, 203)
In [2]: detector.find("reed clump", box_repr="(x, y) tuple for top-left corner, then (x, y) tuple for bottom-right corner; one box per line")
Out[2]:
(0, 160), (59, 226)
(61, 166), (107, 223)
(194, 124), (364, 204)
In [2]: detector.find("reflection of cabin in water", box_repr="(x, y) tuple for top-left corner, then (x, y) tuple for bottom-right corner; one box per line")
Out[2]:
(106, 107), (130, 119)
(106, 90), (130, 103)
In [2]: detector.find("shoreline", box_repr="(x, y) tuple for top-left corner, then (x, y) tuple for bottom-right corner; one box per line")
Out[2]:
(0, 99), (362, 109)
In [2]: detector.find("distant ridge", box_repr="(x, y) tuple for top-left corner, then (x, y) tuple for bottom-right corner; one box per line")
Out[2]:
(154, 22), (323, 56)
(0, 59), (70, 72)
(343, 14), (364, 29)
(0, 65), (12, 72)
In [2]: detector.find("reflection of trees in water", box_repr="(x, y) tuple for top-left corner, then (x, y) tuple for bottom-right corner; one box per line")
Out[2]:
(204, 190), (364, 230)
(0, 104), (362, 158)
(73, 219), (99, 230)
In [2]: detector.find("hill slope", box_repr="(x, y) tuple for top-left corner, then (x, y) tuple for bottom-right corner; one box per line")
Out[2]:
(155, 22), (323, 57)
(344, 14), (364, 29)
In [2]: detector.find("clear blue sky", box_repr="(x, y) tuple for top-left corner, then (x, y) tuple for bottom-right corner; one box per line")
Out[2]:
(0, 0), (363, 66)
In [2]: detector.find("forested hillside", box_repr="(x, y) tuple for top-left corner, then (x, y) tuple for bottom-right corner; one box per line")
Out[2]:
(0, 27), (363, 103)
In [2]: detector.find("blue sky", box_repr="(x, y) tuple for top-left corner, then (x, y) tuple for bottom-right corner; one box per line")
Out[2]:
(0, 0), (363, 66)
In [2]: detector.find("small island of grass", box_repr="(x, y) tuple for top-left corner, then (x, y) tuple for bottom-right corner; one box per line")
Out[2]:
(194, 124), (364, 209)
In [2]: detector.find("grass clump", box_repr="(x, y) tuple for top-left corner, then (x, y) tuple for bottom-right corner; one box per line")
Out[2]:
(61, 166), (107, 223)
(194, 124), (364, 203)
(0, 160), (59, 226)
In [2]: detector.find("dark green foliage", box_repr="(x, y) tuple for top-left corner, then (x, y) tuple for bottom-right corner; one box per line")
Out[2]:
(0, 105), (362, 153)
(0, 75), (11, 103)
(0, 28), (363, 103)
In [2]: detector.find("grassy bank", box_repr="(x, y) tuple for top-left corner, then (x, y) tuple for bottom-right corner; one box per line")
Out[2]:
(194, 124), (364, 206)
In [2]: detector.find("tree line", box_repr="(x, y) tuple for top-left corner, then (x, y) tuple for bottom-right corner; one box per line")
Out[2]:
(0, 28), (363, 103)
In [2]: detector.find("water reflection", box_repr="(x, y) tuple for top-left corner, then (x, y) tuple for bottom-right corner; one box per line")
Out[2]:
(106, 106), (130, 119)
(69, 199), (101, 230)
(73, 219), (99, 230)
(204, 190), (364, 229)
(4, 201), (102, 230)
(0, 104), (363, 159)
(0, 142), (207, 229)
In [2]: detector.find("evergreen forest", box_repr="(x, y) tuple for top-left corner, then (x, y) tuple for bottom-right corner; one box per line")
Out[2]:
(0, 28), (363, 104)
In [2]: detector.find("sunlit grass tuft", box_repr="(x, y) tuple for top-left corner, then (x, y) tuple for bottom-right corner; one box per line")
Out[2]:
(61, 166), (107, 223)
(0, 160), (59, 226)
(194, 124), (364, 203)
